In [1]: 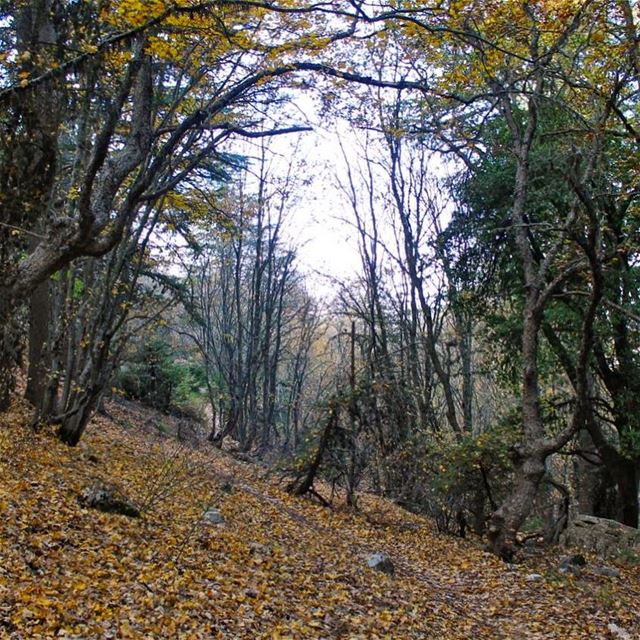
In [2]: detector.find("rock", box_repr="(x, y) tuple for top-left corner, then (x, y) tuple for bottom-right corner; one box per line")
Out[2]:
(248, 542), (271, 555)
(202, 507), (225, 525)
(559, 554), (586, 567)
(561, 514), (640, 559)
(79, 481), (140, 518)
(523, 537), (541, 548)
(221, 438), (241, 452)
(558, 554), (586, 575)
(592, 565), (620, 578)
(608, 622), (631, 639)
(525, 573), (543, 582)
(366, 552), (395, 576)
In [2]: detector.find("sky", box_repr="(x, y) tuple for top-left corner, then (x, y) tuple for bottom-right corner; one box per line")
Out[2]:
(227, 89), (454, 303)
(236, 93), (365, 301)
(280, 127), (362, 296)
(154, 106), (365, 296)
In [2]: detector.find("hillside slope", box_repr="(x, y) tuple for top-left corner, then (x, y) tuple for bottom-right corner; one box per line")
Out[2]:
(0, 398), (638, 639)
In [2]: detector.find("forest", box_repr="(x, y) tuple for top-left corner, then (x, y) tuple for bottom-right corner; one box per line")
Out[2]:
(0, 0), (639, 638)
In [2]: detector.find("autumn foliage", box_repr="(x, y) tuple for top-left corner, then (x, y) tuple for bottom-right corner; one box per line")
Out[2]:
(1, 0), (639, 627)
(1, 398), (639, 639)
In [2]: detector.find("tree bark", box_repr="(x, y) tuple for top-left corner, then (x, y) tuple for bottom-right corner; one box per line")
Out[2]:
(25, 280), (51, 408)
(614, 461), (639, 528)
(587, 415), (640, 527)
(487, 448), (546, 560)
(288, 403), (339, 497)
(0, 298), (20, 411)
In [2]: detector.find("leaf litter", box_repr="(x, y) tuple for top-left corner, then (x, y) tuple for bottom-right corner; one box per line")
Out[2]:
(0, 397), (638, 639)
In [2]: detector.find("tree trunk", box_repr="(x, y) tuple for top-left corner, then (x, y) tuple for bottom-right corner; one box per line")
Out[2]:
(211, 404), (240, 449)
(206, 400), (217, 443)
(0, 297), (21, 411)
(573, 428), (619, 520)
(487, 449), (546, 560)
(609, 457), (639, 528)
(25, 280), (51, 408)
(288, 403), (338, 497)
(586, 411), (639, 527)
(0, 2), (60, 412)
(486, 88), (552, 559)
(58, 399), (95, 446)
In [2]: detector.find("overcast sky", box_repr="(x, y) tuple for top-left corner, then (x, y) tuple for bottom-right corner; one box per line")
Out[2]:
(240, 92), (365, 301)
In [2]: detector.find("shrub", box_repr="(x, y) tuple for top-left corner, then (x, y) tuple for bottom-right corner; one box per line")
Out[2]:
(116, 339), (181, 412)
(384, 425), (517, 536)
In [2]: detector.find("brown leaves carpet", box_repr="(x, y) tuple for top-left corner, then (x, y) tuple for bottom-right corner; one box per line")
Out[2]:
(1, 398), (638, 639)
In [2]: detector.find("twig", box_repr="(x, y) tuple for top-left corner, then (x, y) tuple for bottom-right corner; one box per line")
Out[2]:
(0, 222), (48, 240)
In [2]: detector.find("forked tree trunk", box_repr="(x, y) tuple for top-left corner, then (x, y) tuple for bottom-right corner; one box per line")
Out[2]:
(58, 398), (95, 446)
(487, 450), (547, 560)
(486, 157), (549, 557)
(57, 353), (113, 446)
(485, 65), (605, 557)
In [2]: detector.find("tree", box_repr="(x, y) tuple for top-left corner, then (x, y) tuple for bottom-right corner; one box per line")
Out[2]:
(0, 0), (338, 410)
(337, 0), (638, 555)
(176, 141), (323, 454)
(30, 197), (172, 445)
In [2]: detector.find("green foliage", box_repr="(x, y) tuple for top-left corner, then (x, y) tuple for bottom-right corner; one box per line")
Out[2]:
(617, 547), (640, 567)
(116, 338), (206, 418)
(522, 514), (544, 533)
(385, 426), (518, 535)
(71, 276), (85, 299)
(116, 338), (179, 412)
(172, 361), (207, 404)
(620, 425), (640, 460)
(155, 420), (170, 435)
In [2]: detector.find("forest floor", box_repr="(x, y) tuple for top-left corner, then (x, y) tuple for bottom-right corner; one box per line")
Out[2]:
(1, 397), (639, 640)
